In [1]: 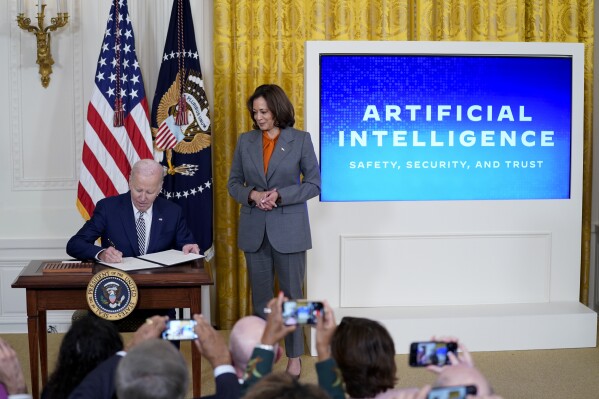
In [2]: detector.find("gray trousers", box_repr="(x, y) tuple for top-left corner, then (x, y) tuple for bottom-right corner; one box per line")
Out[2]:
(244, 233), (306, 358)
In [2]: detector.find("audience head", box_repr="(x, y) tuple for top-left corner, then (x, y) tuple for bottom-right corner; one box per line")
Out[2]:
(244, 371), (330, 399)
(434, 363), (493, 396)
(229, 315), (280, 377)
(129, 159), (165, 212)
(116, 339), (188, 399)
(43, 314), (123, 398)
(246, 84), (295, 129)
(331, 316), (397, 398)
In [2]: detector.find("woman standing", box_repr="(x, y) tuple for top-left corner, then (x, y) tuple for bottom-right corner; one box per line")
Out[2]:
(228, 84), (321, 377)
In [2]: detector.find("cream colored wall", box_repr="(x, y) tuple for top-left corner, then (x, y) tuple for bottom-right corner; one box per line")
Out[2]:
(0, 0), (214, 332)
(0, 1), (597, 334)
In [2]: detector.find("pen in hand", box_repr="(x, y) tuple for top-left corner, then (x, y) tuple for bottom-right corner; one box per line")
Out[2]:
(102, 238), (123, 263)
(107, 238), (117, 249)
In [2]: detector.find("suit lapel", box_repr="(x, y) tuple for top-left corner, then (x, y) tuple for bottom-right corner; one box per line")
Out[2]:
(266, 128), (293, 182)
(247, 130), (268, 187)
(118, 193), (138, 255)
(147, 200), (164, 253)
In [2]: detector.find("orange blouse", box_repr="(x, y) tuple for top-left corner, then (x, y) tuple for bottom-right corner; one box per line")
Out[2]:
(262, 131), (279, 173)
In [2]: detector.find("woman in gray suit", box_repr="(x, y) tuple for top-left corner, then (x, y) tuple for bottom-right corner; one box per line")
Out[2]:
(227, 84), (321, 377)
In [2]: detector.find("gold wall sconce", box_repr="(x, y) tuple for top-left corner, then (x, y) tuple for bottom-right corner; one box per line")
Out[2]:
(16, 1), (69, 88)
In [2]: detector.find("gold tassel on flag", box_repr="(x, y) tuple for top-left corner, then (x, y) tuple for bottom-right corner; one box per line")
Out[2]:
(114, 97), (124, 127)
(174, 0), (188, 126)
(175, 96), (188, 125)
(113, 0), (124, 127)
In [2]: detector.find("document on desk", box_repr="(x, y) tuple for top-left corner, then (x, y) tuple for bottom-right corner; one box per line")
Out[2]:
(99, 257), (164, 271)
(138, 249), (204, 266)
(99, 250), (204, 271)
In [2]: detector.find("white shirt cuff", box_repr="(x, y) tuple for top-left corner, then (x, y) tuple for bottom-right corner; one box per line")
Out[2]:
(95, 248), (105, 261)
(213, 364), (236, 378)
(8, 394), (33, 399)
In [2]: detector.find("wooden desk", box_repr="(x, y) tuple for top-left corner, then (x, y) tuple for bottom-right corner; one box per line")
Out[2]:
(11, 259), (213, 399)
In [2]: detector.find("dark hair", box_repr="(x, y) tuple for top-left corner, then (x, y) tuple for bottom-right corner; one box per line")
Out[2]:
(331, 316), (397, 398)
(246, 84), (295, 129)
(43, 314), (123, 399)
(244, 372), (330, 399)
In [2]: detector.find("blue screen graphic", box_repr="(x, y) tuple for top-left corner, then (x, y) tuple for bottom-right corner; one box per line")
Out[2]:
(319, 55), (572, 201)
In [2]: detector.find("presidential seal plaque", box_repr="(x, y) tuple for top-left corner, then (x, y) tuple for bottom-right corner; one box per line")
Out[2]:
(87, 269), (138, 320)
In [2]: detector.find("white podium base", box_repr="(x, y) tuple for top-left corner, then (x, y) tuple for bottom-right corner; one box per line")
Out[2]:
(309, 301), (597, 355)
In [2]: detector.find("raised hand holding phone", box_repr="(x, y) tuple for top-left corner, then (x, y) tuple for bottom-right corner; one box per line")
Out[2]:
(161, 319), (198, 341)
(192, 314), (231, 368)
(261, 292), (296, 346)
(126, 315), (168, 351)
(409, 341), (458, 367)
(426, 385), (477, 399)
(281, 299), (324, 326)
(315, 300), (336, 361)
(424, 336), (473, 374)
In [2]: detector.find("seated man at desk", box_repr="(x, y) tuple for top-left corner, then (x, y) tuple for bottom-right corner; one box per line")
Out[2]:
(67, 158), (200, 323)
(67, 158), (199, 262)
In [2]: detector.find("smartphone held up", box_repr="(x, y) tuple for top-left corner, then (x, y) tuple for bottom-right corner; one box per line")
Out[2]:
(426, 385), (477, 399)
(409, 341), (458, 367)
(282, 299), (324, 326)
(161, 319), (198, 341)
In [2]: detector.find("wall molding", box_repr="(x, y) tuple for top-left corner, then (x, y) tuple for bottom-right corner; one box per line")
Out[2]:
(0, 238), (70, 261)
(0, 239), (74, 333)
(339, 232), (552, 307)
(10, 0), (82, 191)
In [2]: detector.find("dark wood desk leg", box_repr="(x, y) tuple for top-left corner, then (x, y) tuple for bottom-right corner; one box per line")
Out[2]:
(26, 290), (40, 399)
(190, 288), (202, 398)
(39, 311), (48, 388)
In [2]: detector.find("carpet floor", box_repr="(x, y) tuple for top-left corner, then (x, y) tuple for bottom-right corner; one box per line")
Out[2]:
(1, 327), (598, 399)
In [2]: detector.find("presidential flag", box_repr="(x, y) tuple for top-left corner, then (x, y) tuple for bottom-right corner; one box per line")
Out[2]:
(77, 0), (153, 219)
(151, 0), (213, 257)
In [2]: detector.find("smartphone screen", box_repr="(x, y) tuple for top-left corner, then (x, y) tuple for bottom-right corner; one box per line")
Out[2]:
(426, 385), (477, 399)
(161, 319), (198, 341)
(409, 341), (458, 367)
(282, 300), (324, 326)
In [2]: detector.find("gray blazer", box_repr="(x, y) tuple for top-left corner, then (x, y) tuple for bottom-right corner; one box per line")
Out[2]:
(228, 127), (321, 253)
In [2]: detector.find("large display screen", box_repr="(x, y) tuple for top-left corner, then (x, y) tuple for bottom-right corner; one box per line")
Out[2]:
(319, 54), (573, 201)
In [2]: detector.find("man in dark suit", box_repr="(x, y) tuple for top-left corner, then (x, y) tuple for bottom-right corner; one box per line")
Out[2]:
(116, 339), (189, 399)
(64, 315), (169, 399)
(66, 158), (199, 330)
(67, 158), (199, 261)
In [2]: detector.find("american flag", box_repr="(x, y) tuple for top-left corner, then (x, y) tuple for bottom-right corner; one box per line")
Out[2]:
(151, 0), (213, 257)
(76, 0), (153, 219)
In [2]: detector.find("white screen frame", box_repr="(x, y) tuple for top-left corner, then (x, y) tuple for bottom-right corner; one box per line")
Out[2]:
(305, 40), (584, 309)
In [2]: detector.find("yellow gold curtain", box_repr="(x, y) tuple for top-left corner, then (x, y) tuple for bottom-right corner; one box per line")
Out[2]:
(213, 0), (594, 329)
